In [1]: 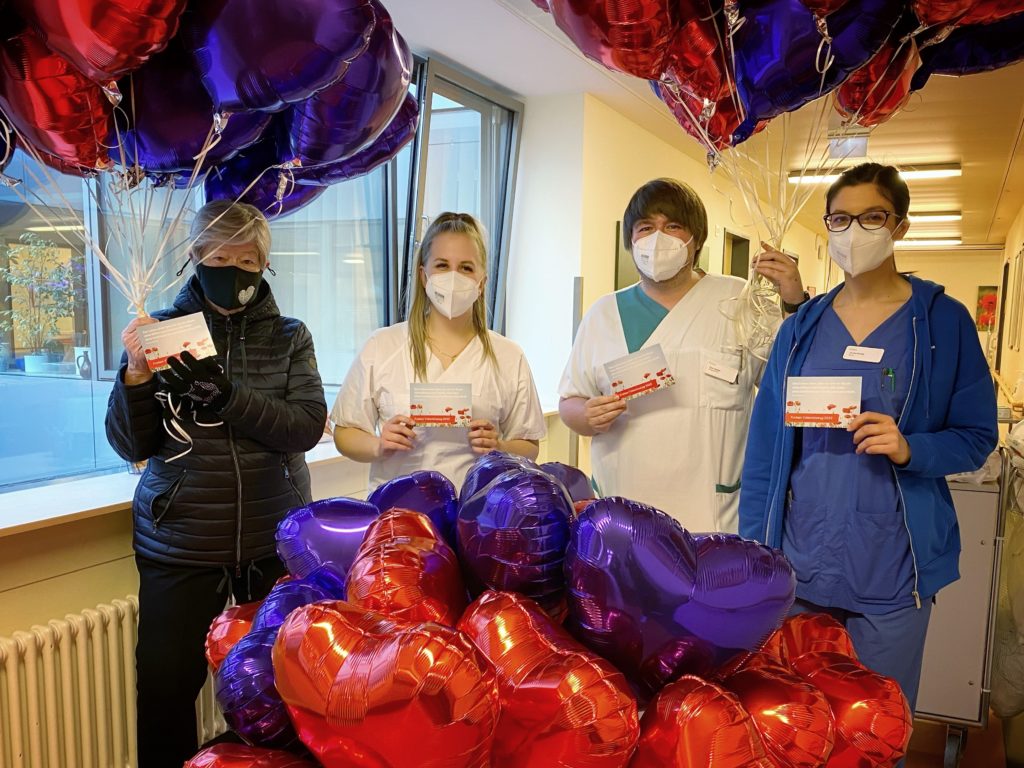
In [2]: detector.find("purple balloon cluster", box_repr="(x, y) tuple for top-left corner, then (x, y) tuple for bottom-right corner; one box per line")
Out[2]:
(565, 497), (796, 698)
(457, 466), (574, 615)
(121, 0), (418, 218)
(275, 497), (380, 583)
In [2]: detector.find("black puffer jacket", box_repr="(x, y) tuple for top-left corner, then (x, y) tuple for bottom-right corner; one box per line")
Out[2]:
(105, 277), (327, 568)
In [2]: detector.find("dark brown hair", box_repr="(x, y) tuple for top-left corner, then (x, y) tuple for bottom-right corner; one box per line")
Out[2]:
(623, 178), (708, 253)
(826, 163), (910, 218)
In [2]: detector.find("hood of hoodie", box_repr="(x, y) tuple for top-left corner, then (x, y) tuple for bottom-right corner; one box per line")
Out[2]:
(172, 274), (280, 323)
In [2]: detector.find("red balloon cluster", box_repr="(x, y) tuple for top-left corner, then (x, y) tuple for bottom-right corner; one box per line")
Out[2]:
(458, 591), (639, 767)
(273, 600), (500, 768)
(185, 743), (317, 768)
(205, 601), (260, 673)
(635, 614), (911, 767)
(346, 507), (467, 626)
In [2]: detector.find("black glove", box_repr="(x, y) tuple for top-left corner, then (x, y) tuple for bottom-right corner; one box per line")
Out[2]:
(161, 350), (232, 410)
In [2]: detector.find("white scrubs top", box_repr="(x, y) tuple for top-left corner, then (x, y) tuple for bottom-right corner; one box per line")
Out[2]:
(558, 274), (763, 533)
(333, 322), (546, 493)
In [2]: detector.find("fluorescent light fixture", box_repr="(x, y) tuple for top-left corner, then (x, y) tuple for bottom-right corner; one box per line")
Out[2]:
(343, 258), (365, 264)
(829, 136), (868, 159)
(269, 251), (318, 256)
(908, 211), (962, 223)
(895, 238), (962, 248)
(788, 163), (962, 185)
(26, 224), (85, 232)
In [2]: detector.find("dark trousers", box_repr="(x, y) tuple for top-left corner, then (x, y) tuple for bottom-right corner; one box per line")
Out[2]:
(135, 553), (285, 768)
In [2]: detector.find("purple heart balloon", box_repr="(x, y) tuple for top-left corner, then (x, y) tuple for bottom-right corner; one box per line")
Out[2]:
(275, 497), (380, 581)
(293, 91), (419, 186)
(287, 1), (412, 166)
(182, 0), (377, 112)
(119, 37), (270, 174)
(252, 572), (344, 632)
(539, 462), (595, 503)
(566, 498), (795, 699)
(459, 450), (538, 506)
(215, 627), (297, 748)
(732, 0), (904, 141)
(457, 467), (573, 614)
(367, 470), (458, 545)
(912, 12), (1024, 91)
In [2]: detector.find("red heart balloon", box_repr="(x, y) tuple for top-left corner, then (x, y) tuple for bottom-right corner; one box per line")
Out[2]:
(347, 507), (467, 626)
(205, 601), (260, 673)
(12, 0), (186, 85)
(799, 0), (850, 16)
(759, 613), (859, 668)
(836, 39), (922, 128)
(632, 675), (774, 767)
(185, 744), (317, 768)
(663, 0), (732, 102)
(912, 0), (975, 28)
(273, 600), (499, 768)
(458, 591), (639, 768)
(790, 651), (912, 768)
(961, 0), (1023, 24)
(724, 663), (835, 768)
(0, 25), (112, 171)
(547, 0), (679, 80)
(656, 82), (764, 150)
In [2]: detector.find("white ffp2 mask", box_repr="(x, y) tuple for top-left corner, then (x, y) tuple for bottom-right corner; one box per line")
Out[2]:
(427, 271), (481, 319)
(828, 223), (894, 277)
(632, 231), (694, 282)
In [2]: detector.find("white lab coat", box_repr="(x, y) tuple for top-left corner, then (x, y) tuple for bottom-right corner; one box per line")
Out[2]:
(558, 274), (763, 533)
(333, 322), (546, 493)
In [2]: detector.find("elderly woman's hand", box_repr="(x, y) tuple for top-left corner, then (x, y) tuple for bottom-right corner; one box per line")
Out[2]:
(122, 316), (159, 385)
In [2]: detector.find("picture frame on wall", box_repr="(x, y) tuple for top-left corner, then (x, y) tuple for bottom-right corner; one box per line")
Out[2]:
(976, 285), (998, 332)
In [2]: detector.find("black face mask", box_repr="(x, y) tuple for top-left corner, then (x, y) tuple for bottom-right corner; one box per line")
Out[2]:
(196, 264), (263, 310)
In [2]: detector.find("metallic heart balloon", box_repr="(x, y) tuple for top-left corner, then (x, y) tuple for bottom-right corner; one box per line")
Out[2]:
(12, 0), (186, 85)
(216, 628), (298, 749)
(911, 0), (974, 27)
(724, 663), (835, 768)
(547, 0), (679, 80)
(459, 450), (537, 505)
(206, 601), (260, 673)
(835, 38), (921, 128)
(119, 37), (270, 174)
(272, 600), (500, 768)
(631, 675), (774, 767)
(539, 462), (594, 503)
(0, 26), (113, 172)
(185, 743), (317, 768)
(662, 0), (732, 103)
(253, 573), (344, 633)
(653, 82), (758, 150)
(731, 0), (904, 141)
(276, 496), (380, 581)
(366, 470), (458, 545)
(758, 613), (859, 668)
(790, 651), (912, 767)
(293, 90), (419, 186)
(182, 0), (377, 112)
(347, 508), (467, 626)
(287, 1), (412, 166)
(566, 500), (795, 698)
(911, 11), (1024, 91)
(458, 591), (639, 767)
(457, 467), (574, 617)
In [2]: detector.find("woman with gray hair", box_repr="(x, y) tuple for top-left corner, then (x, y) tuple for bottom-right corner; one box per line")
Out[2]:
(105, 200), (327, 767)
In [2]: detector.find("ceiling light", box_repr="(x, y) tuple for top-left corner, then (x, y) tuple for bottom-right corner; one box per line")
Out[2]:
(908, 212), (962, 223)
(895, 238), (962, 248)
(343, 258), (365, 264)
(26, 224), (85, 232)
(788, 163), (962, 185)
(269, 251), (319, 256)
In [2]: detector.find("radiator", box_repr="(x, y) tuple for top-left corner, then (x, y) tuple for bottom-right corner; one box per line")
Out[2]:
(0, 596), (226, 768)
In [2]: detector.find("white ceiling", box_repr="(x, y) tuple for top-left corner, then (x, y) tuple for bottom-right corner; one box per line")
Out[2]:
(387, 0), (1024, 246)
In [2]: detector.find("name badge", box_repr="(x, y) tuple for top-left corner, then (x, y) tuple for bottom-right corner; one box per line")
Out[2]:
(843, 345), (884, 363)
(704, 359), (739, 384)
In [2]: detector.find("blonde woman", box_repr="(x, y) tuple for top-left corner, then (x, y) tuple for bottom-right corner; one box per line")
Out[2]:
(333, 212), (544, 491)
(105, 200), (327, 768)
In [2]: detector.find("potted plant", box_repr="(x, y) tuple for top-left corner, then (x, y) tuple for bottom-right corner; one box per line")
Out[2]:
(0, 233), (81, 373)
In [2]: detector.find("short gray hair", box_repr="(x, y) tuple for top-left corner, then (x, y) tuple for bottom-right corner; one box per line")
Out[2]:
(190, 200), (271, 267)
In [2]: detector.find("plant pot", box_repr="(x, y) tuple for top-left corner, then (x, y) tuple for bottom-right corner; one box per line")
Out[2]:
(23, 354), (48, 375)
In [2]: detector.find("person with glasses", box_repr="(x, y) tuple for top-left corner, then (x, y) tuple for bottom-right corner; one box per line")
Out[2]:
(558, 178), (806, 532)
(332, 212), (545, 492)
(739, 163), (997, 714)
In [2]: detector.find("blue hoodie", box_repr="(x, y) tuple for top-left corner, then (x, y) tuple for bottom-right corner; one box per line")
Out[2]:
(739, 276), (997, 605)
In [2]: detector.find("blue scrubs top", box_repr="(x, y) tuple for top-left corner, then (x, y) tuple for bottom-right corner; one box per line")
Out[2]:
(783, 302), (916, 613)
(616, 284), (668, 353)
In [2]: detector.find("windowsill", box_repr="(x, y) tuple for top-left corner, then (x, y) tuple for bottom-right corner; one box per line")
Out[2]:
(0, 439), (347, 540)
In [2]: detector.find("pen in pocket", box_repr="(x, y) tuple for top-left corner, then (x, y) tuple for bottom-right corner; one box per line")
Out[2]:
(882, 367), (895, 392)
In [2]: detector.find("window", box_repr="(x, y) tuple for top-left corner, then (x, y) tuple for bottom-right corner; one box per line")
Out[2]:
(0, 57), (523, 493)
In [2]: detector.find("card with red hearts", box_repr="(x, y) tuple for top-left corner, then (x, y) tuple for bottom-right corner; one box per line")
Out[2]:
(137, 312), (217, 372)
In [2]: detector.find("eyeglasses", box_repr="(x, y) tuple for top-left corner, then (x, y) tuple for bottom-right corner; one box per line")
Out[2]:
(823, 210), (902, 232)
